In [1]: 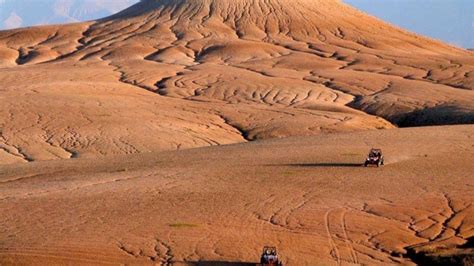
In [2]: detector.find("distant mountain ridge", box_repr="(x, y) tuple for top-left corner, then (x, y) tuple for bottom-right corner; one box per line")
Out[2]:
(0, 0), (138, 29)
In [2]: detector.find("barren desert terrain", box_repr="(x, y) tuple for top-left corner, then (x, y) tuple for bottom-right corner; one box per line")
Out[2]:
(0, 0), (473, 264)
(1, 126), (473, 265)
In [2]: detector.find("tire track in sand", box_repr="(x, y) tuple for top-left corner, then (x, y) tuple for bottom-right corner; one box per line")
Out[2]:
(325, 208), (359, 265)
(341, 209), (359, 264)
(324, 208), (341, 264)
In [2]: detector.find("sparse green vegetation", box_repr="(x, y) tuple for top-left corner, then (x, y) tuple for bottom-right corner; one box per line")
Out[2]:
(169, 223), (198, 228)
(281, 170), (297, 177)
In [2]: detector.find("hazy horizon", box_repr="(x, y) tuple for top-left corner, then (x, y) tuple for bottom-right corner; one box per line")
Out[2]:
(0, 0), (472, 48)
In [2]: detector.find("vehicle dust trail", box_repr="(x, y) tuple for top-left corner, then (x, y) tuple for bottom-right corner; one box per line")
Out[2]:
(385, 155), (413, 165)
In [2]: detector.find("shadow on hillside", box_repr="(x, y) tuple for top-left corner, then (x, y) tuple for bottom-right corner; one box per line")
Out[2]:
(281, 163), (363, 168)
(393, 237), (474, 266)
(184, 261), (257, 266)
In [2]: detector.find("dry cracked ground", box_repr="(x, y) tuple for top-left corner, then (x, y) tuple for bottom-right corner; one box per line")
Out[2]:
(0, 0), (473, 264)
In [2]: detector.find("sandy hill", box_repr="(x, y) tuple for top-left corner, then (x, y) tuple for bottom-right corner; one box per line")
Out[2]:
(0, 1), (473, 265)
(1, 125), (473, 264)
(0, 0), (473, 163)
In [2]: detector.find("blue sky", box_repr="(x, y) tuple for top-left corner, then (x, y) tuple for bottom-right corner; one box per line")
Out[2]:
(1, 0), (473, 48)
(345, 0), (474, 48)
(0, 0), (136, 28)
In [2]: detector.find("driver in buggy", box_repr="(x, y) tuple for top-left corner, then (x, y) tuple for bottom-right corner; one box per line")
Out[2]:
(370, 150), (379, 157)
(260, 247), (281, 265)
(365, 148), (384, 167)
(264, 249), (277, 261)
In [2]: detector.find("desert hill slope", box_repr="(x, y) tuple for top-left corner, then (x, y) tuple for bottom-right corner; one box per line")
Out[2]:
(0, 0), (473, 163)
(0, 125), (473, 264)
(0, 2), (473, 264)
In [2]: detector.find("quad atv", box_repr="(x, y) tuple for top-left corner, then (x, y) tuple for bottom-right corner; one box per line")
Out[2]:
(260, 246), (283, 266)
(364, 148), (384, 167)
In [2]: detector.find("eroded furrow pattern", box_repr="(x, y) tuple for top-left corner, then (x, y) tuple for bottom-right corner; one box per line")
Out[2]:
(0, 0), (472, 164)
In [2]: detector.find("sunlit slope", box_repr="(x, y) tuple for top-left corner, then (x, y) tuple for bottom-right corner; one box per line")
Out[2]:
(0, 0), (473, 163)
(0, 125), (473, 264)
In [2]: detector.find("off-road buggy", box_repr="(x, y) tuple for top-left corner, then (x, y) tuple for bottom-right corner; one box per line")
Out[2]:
(260, 246), (283, 266)
(364, 148), (384, 167)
